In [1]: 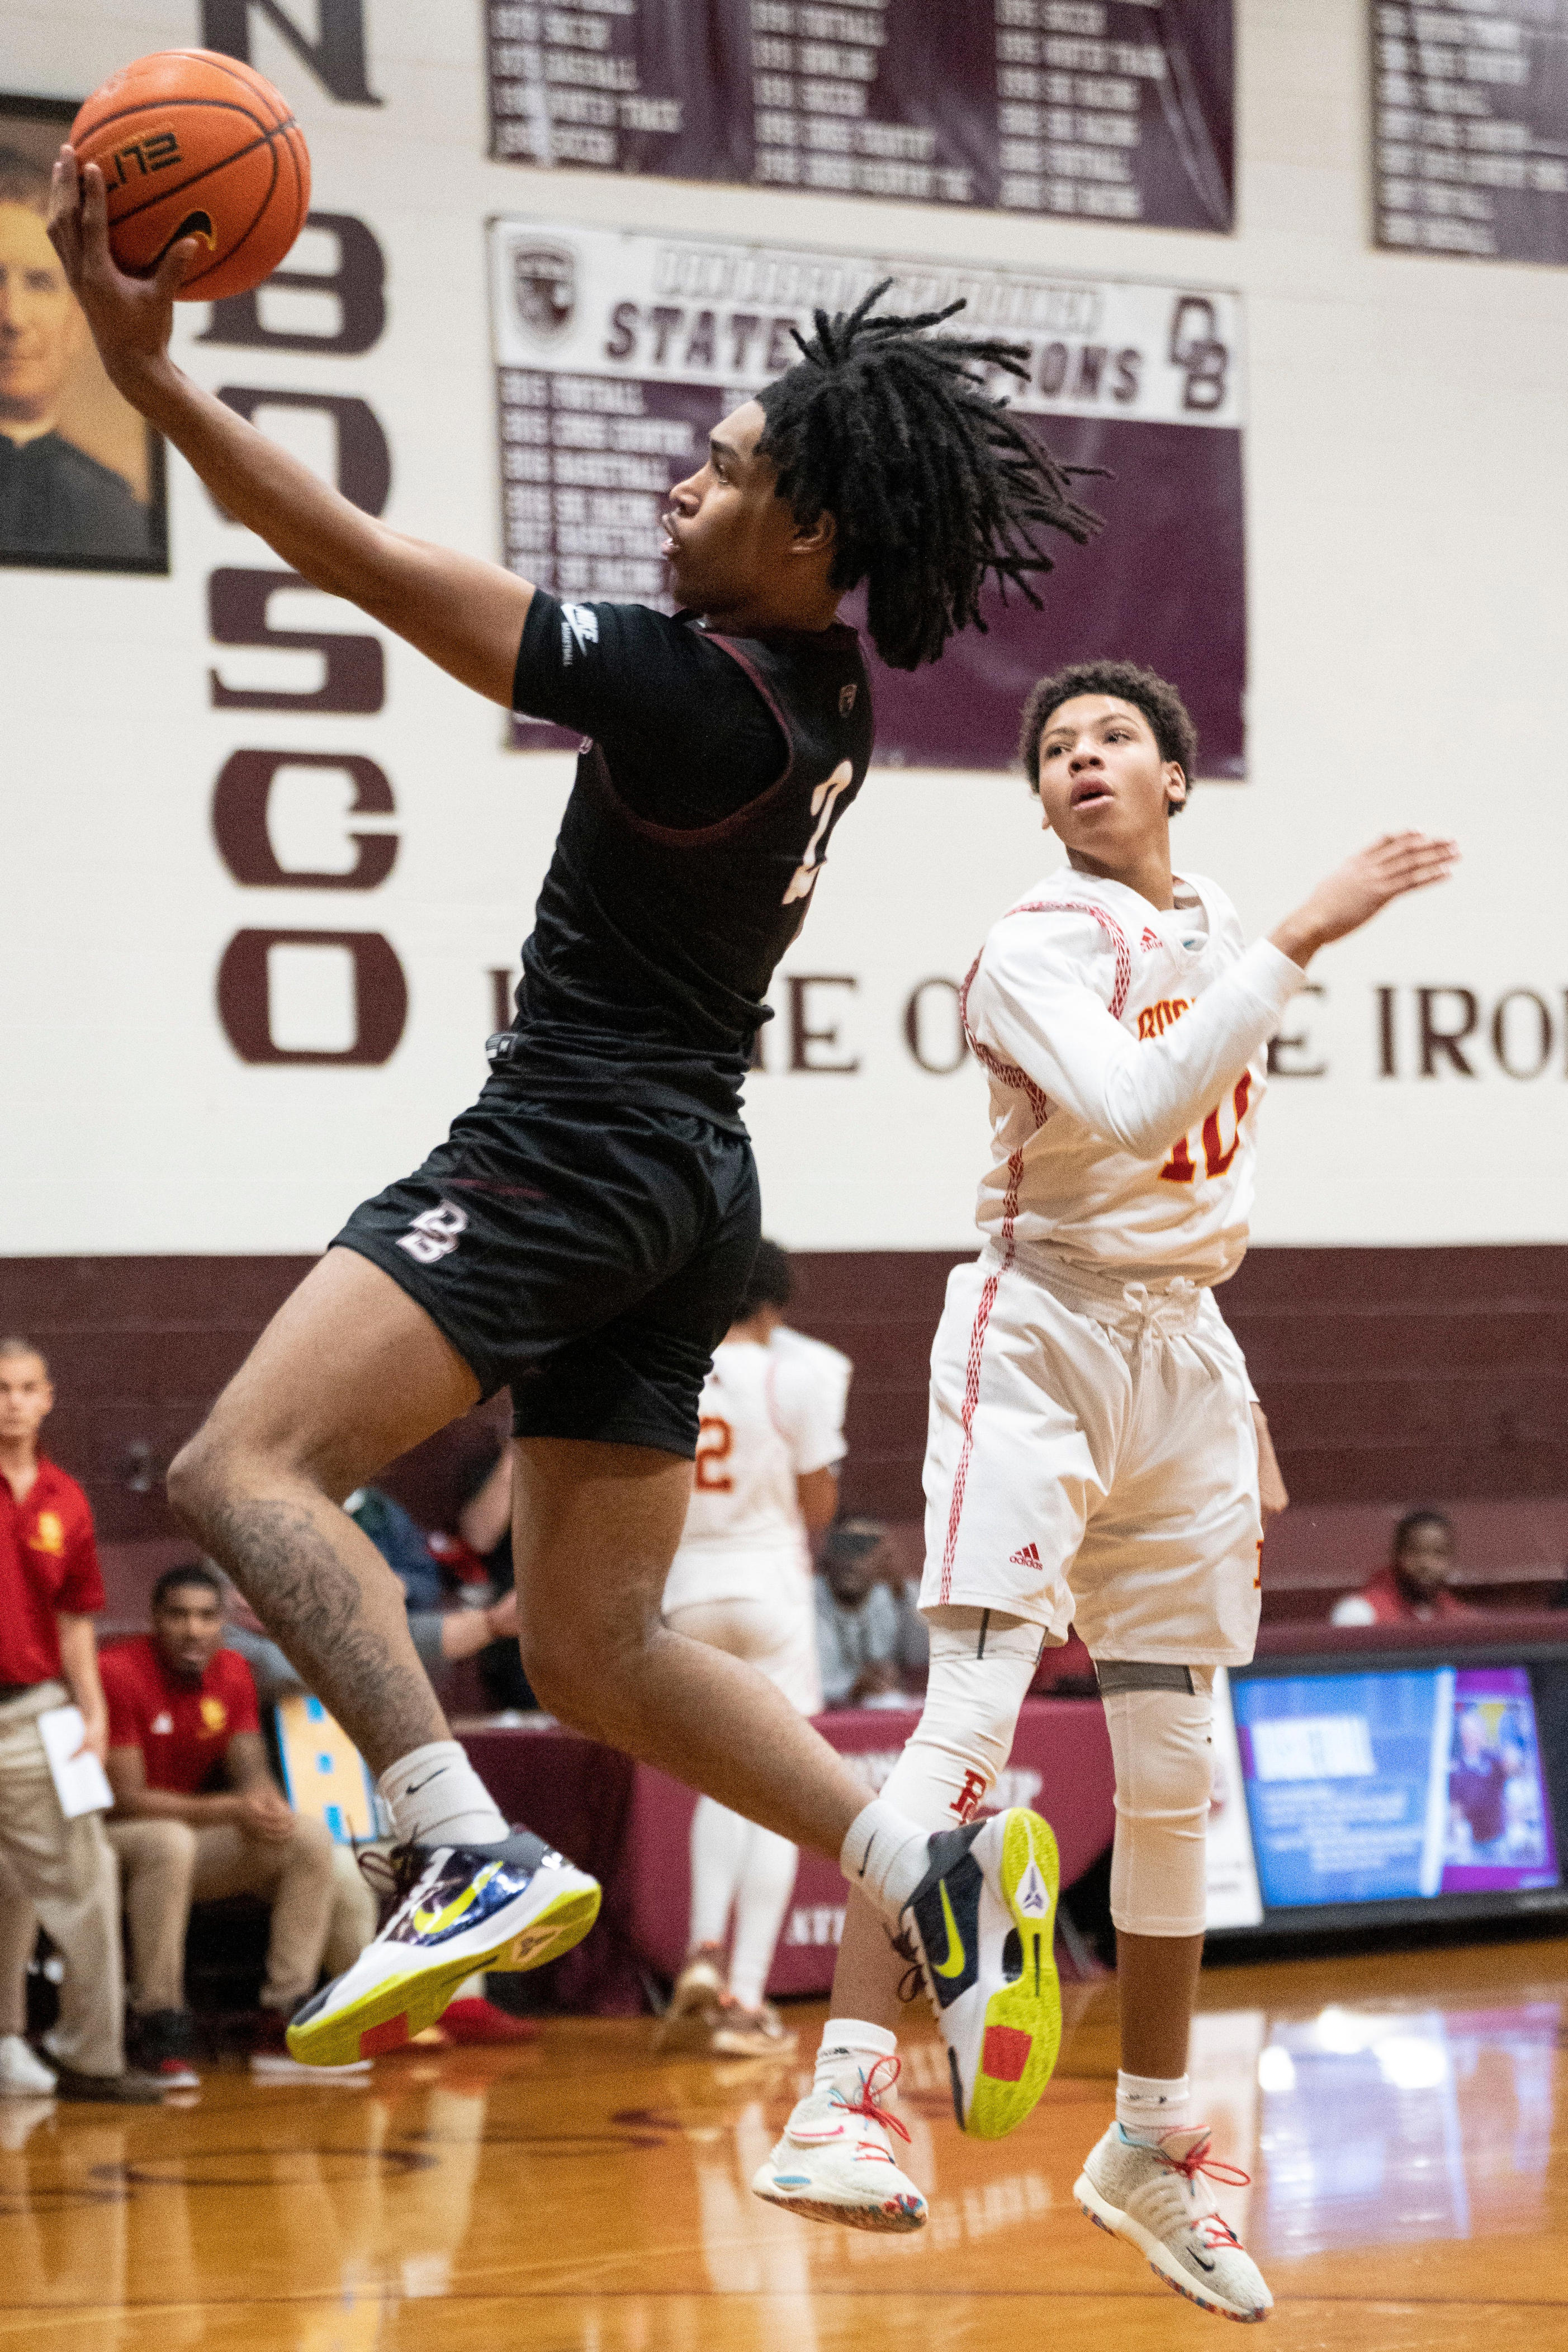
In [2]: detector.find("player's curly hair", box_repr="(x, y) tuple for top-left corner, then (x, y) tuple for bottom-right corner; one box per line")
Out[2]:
(739, 1237), (792, 1319)
(1017, 659), (1197, 815)
(757, 282), (1102, 671)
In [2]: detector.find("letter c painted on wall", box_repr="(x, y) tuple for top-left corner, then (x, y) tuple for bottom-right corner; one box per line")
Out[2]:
(212, 750), (398, 889)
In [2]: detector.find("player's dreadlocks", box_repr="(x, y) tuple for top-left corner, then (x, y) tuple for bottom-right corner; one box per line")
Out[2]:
(757, 281), (1102, 671)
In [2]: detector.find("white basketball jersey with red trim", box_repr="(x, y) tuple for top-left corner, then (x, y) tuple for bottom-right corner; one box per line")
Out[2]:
(960, 868), (1302, 1285)
(661, 1337), (846, 1612)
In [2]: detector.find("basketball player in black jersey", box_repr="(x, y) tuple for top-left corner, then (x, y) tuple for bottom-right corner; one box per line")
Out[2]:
(51, 150), (1096, 2118)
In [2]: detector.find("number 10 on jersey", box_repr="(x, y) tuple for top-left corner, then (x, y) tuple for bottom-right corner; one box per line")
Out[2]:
(1159, 1073), (1252, 1186)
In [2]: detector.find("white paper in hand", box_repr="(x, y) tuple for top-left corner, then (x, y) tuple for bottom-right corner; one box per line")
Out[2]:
(37, 1706), (114, 1819)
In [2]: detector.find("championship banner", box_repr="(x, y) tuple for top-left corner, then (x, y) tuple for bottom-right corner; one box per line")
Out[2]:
(485, 0), (1234, 234)
(490, 220), (1247, 773)
(1372, 1), (1568, 261)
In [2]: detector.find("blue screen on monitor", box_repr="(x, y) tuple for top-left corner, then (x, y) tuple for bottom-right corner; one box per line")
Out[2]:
(1230, 1665), (1559, 1910)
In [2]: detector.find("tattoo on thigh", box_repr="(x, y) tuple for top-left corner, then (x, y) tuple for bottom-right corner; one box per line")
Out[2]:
(205, 1497), (444, 1763)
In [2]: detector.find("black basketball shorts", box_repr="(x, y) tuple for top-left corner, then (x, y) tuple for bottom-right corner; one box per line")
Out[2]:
(331, 1077), (762, 1457)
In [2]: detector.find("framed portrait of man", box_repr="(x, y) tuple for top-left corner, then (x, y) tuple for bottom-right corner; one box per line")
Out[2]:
(1, 93), (168, 573)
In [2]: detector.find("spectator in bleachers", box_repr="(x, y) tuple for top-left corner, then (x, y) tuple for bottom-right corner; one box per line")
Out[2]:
(210, 1571), (536, 2050)
(99, 1564), (376, 2083)
(456, 1449), (541, 1714)
(814, 1519), (927, 1707)
(344, 1486), (447, 1611)
(1330, 1509), (1471, 1627)
(0, 1335), (162, 2102)
(221, 1558), (521, 1709)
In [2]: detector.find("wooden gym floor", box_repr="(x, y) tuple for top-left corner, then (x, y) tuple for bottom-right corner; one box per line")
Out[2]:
(3, 1935), (1565, 2350)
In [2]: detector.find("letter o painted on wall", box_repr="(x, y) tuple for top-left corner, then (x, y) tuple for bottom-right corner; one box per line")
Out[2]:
(1491, 990), (1553, 1080)
(217, 928), (408, 1065)
(903, 977), (967, 1075)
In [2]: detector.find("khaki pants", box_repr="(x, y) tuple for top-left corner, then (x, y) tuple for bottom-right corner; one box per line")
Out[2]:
(106, 1815), (377, 2016)
(0, 1684), (124, 2076)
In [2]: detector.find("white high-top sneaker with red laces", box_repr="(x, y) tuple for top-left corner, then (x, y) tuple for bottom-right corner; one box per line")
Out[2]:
(751, 2055), (927, 2232)
(1074, 2121), (1273, 2322)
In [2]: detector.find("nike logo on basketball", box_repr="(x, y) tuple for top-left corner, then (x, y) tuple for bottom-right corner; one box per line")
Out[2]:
(1009, 1541), (1043, 1569)
(934, 1881), (968, 1978)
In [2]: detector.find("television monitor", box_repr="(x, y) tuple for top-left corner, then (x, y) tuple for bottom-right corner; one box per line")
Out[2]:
(1205, 1645), (1568, 1937)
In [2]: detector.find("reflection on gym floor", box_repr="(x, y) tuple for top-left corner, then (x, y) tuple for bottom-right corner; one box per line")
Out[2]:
(3, 1943), (1565, 2349)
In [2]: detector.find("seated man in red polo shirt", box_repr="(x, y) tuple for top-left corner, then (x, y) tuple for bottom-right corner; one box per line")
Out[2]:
(100, 1564), (375, 2081)
(1330, 1510), (1472, 1628)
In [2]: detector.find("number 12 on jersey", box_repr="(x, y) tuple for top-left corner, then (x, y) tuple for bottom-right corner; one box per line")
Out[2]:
(1159, 1073), (1252, 1186)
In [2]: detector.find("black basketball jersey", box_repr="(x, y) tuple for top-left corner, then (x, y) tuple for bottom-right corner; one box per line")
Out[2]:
(495, 594), (874, 1129)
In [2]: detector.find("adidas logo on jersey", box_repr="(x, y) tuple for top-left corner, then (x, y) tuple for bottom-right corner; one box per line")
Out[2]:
(1140, 926), (1162, 952)
(1008, 1541), (1044, 1569)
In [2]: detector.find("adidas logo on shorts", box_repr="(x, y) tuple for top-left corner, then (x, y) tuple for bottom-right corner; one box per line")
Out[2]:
(1008, 1541), (1044, 1569)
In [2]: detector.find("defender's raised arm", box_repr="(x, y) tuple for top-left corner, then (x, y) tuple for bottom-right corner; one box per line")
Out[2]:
(974, 829), (1457, 1161)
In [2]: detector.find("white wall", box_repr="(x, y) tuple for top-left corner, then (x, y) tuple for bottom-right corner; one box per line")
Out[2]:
(4, 1), (1566, 1255)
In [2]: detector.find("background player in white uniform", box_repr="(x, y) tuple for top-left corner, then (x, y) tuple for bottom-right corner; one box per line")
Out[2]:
(756, 661), (1456, 2317)
(660, 1243), (847, 2056)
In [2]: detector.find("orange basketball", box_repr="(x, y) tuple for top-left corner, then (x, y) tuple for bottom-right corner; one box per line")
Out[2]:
(70, 49), (310, 303)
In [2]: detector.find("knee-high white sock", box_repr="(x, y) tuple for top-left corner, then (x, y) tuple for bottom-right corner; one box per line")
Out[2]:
(840, 1798), (931, 1927)
(689, 1795), (749, 1955)
(378, 1742), (508, 1847)
(727, 1824), (799, 2010)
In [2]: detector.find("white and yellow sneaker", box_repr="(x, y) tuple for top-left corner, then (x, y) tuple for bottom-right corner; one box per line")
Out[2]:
(903, 1807), (1061, 2139)
(285, 1830), (599, 2067)
(752, 2056), (927, 2231)
(1075, 2121), (1272, 2323)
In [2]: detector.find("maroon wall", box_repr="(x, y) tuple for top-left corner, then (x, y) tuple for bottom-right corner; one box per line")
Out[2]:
(791, 1243), (1568, 1522)
(3, 1246), (1567, 1544)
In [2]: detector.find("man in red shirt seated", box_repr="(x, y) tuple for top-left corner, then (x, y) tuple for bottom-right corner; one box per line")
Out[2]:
(1330, 1511), (1472, 1627)
(100, 1565), (375, 2082)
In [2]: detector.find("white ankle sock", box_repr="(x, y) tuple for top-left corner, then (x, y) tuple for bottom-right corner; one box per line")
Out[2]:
(840, 1798), (930, 1927)
(1116, 2069), (1191, 2138)
(816, 2018), (898, 2101)
(379, 1741), (509, 1846)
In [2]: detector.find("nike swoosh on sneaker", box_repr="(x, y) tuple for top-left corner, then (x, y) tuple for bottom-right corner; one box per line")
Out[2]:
(933, 1879), (968, 1979)
(412, 1862), (500, 1937)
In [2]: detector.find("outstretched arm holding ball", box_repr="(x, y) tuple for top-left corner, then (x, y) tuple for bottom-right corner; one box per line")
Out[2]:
(47, 146), (533, 706)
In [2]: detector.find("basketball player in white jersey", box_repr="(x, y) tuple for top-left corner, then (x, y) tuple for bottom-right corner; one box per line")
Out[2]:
(755, 661), (1456, 2318)
(659, 1243), (847, 2056)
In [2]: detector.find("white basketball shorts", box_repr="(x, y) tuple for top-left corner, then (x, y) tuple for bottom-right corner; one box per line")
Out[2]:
(664, 1584), (823, 1716)
(920, 1247), (1262, 1667)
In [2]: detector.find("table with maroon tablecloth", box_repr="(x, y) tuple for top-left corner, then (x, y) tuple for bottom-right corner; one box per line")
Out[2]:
(461, 1698), (1114, 2012)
